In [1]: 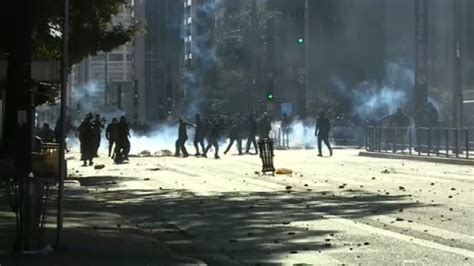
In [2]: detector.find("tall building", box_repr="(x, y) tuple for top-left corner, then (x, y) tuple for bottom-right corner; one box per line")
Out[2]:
(182, 0), (217, 114)
(71, 1), (136, 119)
(133, 0), (183, 122)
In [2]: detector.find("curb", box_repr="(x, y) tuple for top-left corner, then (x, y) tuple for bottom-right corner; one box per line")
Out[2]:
(359, 151), (474, 166)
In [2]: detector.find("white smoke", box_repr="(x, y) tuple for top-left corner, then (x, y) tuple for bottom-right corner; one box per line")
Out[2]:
(331, 63), (413, 120)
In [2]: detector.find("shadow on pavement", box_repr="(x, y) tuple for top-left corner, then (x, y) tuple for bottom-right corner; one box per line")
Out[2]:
(81, 182), (424, 263)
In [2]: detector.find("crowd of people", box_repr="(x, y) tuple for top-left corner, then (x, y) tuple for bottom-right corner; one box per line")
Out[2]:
(174, 112), (272, 159)
(77, 113), (131, 166)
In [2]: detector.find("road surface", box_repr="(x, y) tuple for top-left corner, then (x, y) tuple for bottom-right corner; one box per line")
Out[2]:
(68, 148), (474, 265)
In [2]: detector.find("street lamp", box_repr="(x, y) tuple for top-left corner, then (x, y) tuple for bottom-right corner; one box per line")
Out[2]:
(56, 0), (69, 247)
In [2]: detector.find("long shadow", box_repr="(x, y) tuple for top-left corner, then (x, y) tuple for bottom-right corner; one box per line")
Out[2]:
(68, 179), (425, 263)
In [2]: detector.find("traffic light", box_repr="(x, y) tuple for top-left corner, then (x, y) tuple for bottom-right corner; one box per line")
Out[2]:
(297, 37), (304, 45)
(266, 91), (274, 101)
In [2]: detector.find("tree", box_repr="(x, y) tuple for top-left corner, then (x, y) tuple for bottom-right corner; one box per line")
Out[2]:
(32, 0), (138, 67)
(213, 6), (278, 113)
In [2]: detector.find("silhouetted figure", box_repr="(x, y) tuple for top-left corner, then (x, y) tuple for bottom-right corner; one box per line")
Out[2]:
(193, 114), (206, 156)
(106, 118), (118, 158)
(390, 108), (410, 128)
(78, 114), (94, 166)
(426, 102), (439, 127)
(54, 116), (74, 151)
(92, 114), (105, 157)
(388, 107), (411, 152)
(224, 115), (243, 155)
(245, 113), (258, 154)
(315, 111), (333, 157)
(258, 113), (272, 139)
(281, 113), (291, 148)
(204, 118), (222, 159)
(175, 118), (194, 158)
(114, 116), (130, 163)
(38, 123), (54, 143)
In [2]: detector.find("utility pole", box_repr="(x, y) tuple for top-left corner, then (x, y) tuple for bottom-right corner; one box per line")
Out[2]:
(295, 0), (307, 118)
(251, 0), (257, 113)
(56, 0), (69, 247)
(414, 0), (428, 128)
(453, 0), (463, 131)
(104, 52), (109, 105)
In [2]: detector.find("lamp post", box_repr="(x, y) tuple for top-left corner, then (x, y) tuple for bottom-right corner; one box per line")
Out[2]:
(56, 0), (69, 247)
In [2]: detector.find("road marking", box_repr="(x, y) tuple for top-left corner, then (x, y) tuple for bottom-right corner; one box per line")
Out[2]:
(324, 214), (474, 258)
(369, 215), (474, 245)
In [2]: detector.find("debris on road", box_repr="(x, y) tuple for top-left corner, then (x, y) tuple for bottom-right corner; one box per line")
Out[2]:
(154, 150), (173, 157)
(381, 168), (391, 174)
(94, 164), (105, 170)
(276, 168), (293, 175)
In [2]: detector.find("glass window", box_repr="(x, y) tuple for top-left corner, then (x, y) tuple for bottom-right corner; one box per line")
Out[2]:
(109, 53), (124, 61)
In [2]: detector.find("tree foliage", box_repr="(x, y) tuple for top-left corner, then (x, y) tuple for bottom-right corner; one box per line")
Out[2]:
(213, 7), (277, 113)
(32, 0), (138, 67)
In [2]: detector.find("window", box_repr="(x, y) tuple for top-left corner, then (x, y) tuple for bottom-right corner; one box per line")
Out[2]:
(91, 54), (106, 61)
(109, 53), (124, 61)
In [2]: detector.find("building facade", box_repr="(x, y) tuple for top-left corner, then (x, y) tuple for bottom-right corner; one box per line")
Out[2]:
(71, 1), (136, 120)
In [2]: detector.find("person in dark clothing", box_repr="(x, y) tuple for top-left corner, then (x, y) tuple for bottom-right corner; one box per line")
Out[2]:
(224, 115), (243, 155)
(78, 114), (94, 166)
(38, 123), (55, 143)
(426, 102), (439, 127)
(203, 118), (222, 159)
(193, 114), (206, 156)
(388, 107), (411, 152)
(92, 114), (105, 157)
(315, 111), (333, 157)
(106, 118), (118, 158)
(175, 118), (195, 158)
(114, 116), (130, 163)
(258, 113), (272, 139)
(281, 113), (292, 148)
(245, 113), (258, 154)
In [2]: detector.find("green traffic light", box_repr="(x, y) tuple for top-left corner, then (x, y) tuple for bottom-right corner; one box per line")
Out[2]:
(267, 93), (274, 100)
(297, 37), (304, 44)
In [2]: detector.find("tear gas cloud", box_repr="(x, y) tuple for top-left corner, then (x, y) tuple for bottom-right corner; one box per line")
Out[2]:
(331, 63), (413, 120)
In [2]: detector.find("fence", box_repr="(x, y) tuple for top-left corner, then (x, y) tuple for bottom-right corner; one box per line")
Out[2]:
(365, 126), (473, 159)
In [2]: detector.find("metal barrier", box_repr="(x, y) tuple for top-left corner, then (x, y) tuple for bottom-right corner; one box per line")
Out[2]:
(258, 138), (275, 174)
(366, 126), (472, 159)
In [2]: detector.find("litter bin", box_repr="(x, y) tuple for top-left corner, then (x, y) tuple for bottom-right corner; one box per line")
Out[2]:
(258, 138), (275, 174)
(32, 143), (60, 178)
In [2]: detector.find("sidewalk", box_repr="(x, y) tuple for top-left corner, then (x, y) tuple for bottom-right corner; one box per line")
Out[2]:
(359, 151), (474, 166)
(0, 180), (204, 266)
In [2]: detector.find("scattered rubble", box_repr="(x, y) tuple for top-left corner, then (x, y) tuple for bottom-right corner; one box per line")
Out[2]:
(276, 168), (294, 175)
(154, 150), (173, 157)
(94, 164), (105, 170)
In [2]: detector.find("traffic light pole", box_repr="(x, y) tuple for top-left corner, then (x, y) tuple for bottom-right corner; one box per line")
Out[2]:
(56, 0), (69, 247)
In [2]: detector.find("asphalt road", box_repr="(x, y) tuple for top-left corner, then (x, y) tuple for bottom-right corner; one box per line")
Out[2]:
(69, 148), (474, 265)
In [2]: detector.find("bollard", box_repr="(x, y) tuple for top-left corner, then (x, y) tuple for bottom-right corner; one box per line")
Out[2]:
(258, 138), (275, 174)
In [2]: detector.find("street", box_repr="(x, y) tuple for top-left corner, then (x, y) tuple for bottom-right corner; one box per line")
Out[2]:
(69, 148), (474, 265)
